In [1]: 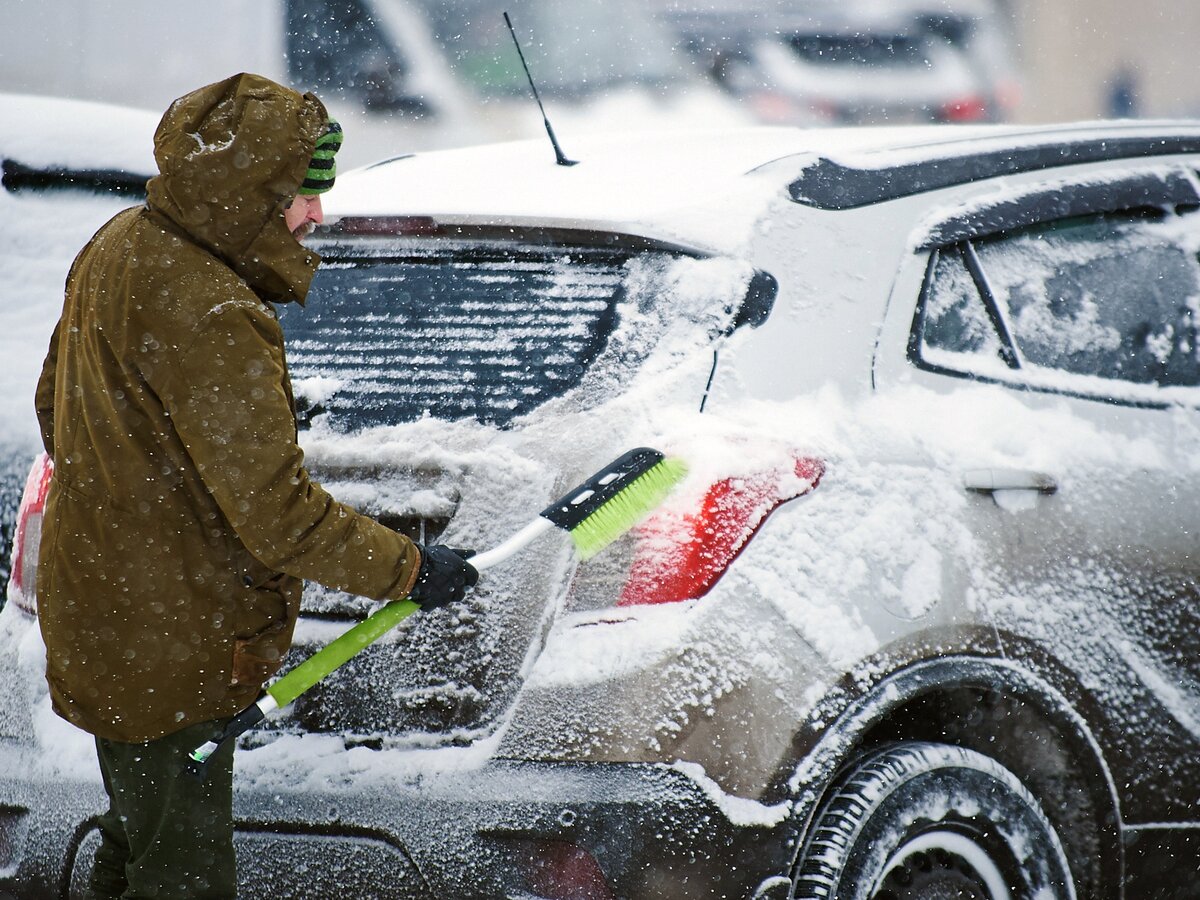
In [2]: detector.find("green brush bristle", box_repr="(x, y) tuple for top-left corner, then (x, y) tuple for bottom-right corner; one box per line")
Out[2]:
(569, 457), (688, 560)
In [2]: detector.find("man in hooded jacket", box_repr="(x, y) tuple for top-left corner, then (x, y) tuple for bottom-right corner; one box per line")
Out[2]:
(35, 73), (478, 898)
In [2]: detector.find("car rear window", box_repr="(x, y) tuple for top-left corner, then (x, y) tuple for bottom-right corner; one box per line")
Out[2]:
(279, 242), (634, 429)
(788, 33), (932, 68)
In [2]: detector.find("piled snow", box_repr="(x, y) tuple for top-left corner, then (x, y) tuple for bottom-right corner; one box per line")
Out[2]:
(670, 760), (792, 827)
(0, 603), (98, 779)
(0, 94), (156, 451)
(332, 128), (808, 255)
(0, 191), (138, 449)
(0, 94), (157, 173)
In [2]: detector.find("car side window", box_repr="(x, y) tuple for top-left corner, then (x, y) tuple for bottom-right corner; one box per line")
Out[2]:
(914, 204), (1200, 396)
(976, 209), (1200, 386)
(921, 246), (1007, 364)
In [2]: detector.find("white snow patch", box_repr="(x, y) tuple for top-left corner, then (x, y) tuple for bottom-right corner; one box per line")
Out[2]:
(237, 724), (507, 793)
(670, 760), (792, 827)
(0, 94), (157, 173)
(1118, 641), (1200, 740)
(0, 190), (138, 448)
(11, 610), (98, 779)
(526, 605), (696, 688)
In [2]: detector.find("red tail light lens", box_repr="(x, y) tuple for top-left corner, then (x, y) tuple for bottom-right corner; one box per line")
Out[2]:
(10, 452), (53, 616)
(617, 456), (823, 607)
(941, 94), (991, 122)
(522, 840), (615, 900)
(748, 89), (819, 124)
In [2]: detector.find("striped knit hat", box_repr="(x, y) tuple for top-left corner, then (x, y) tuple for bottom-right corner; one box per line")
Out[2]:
(299, 118), (342, 195)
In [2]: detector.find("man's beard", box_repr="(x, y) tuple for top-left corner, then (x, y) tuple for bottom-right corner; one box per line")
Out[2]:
(292, 221), (316, 241)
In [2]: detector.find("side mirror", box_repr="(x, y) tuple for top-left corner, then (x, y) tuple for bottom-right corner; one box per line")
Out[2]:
(723, 269), (778, 336)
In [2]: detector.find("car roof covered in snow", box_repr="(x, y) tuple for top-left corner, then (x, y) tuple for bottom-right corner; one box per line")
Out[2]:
(328, 120), (1200, 253)
(0, 93), (158, 194)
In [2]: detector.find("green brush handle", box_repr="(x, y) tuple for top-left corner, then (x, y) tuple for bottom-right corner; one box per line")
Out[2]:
(266, 598), (420, 708)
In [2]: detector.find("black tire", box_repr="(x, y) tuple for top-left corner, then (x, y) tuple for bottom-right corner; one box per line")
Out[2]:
(792, 742), (1076, 900)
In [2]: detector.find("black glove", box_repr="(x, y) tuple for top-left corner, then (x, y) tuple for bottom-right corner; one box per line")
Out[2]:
(408, 544), (479, 610)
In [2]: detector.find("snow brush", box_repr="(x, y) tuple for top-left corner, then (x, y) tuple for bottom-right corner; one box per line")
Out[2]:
(185, 447), (686, 777)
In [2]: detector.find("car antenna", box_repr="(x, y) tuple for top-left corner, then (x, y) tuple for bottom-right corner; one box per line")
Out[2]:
(503, 11), (578, 166)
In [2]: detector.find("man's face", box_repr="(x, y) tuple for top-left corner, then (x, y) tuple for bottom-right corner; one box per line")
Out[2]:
(284, 194), (324, 242)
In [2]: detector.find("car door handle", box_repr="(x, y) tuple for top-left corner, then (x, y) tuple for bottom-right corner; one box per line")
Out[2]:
(962, 468), (1058, 495)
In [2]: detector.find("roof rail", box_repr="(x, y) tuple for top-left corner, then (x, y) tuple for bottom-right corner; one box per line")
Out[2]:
(789, 133), (1200, 210)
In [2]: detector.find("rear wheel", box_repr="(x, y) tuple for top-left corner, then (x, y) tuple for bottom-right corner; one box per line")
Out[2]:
(792, 742), (1076, 900)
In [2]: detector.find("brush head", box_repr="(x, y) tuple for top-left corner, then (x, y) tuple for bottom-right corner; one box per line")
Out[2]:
(568, 456), (688, 560)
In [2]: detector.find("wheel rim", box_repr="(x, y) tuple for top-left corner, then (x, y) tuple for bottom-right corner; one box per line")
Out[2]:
(872, 830), (1011, 900)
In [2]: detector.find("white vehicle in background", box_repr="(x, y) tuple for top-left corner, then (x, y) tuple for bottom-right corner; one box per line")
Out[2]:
(410, 0), (754, 139)
(1, 0), (749, 168)
(6, 109), (1200, 896)
(0, 0), (483, 166)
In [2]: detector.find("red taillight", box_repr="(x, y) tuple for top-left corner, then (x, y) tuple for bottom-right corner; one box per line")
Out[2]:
(748, 89), (820, 125)
(10, 452), (53, 616)
(617, 456), (823, 607)
(522, 840), (614, 900)
(995, 79), (1023, 117)
(941, 94), (991, 122)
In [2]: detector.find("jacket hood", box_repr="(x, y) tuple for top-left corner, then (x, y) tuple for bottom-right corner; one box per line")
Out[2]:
(146, 73), (327, 304)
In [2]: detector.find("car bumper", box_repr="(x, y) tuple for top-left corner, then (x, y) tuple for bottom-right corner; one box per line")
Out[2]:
(0, 742), (799, 900)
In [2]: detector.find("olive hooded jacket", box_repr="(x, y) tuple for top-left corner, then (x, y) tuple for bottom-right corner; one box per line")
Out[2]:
(34, 73), (422, 743)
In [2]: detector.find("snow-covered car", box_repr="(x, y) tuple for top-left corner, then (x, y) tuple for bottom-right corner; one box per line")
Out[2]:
(7, 119), (1200, 897)
(0, 94), (156, 601)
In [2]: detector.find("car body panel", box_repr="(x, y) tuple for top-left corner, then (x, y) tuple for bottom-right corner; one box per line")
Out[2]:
(871, 154), (1200, 828)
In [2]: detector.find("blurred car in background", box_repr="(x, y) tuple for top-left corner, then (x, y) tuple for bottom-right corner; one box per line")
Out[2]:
(665, 0), (1021, 125)
(0, 0), (484, 167)
(411, 0), (753, 139)
(7, 117), (1200, 897)
(0, 94), (156, 602)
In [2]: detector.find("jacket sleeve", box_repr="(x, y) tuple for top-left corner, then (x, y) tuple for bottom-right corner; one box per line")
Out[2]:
(35, 320), (60, 458)
(157, 295), (421, 602)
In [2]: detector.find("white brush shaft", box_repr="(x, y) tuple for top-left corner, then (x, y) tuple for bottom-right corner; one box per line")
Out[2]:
(468, 516), (555, 570)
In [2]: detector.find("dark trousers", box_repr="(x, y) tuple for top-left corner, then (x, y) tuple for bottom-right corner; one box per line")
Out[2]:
(89, 718), (237, 899)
